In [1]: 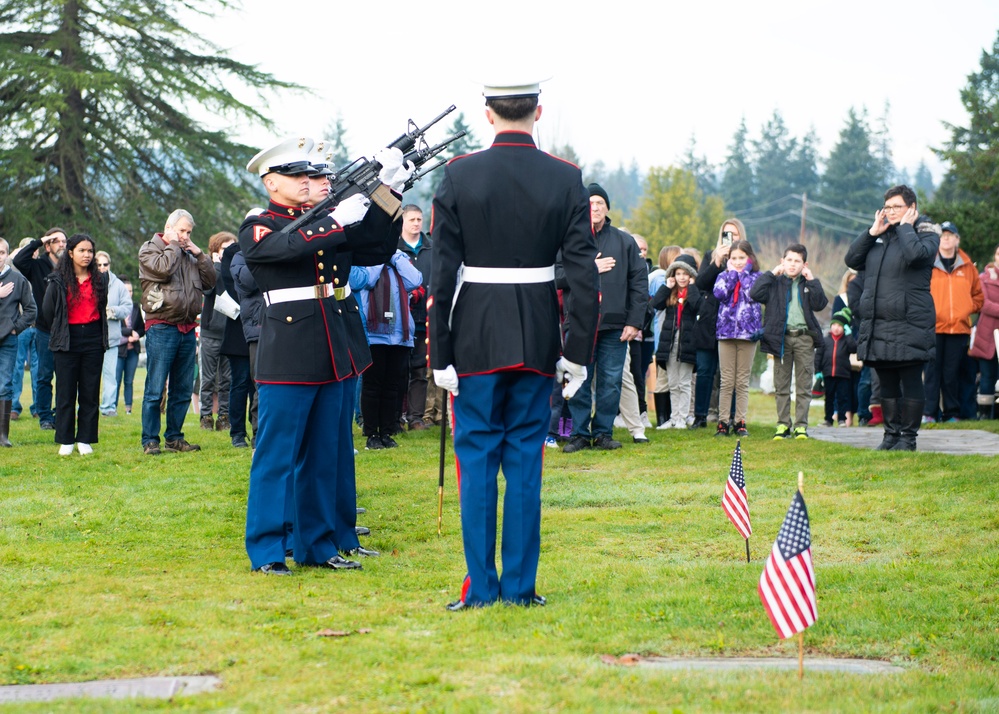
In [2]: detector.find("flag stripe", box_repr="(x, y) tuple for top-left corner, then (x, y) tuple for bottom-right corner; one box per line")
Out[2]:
(722, 486), (752, 538)
(758, 492), (817, 639)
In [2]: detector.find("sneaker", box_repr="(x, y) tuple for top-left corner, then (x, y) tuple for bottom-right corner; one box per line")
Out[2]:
(200, 415), (214, 430)
(921, 415), (937, 424)
(773, 424), (790, 440)
(232, 436), (249, 448)
(633, 435), (650, 444)
(40, 421), (56, 431)
(164, 438), (201, 452)
(793, 426), (809, 440)
(380, 434), (399, 449)
(656, 419), (675, 430)
(734, 421), (748, 437)
(365, 435), (385, 450)
(562, 435), (591, 453)
(76, 442), (93, 455)
(143, 441), (161, 456)
(592, 435), (622, 450)
(58, 444), (74, 456)
(613, 414), (626, 428)
(837, 420), (846, 427)
(686, 415), (696, 427)
(641, 412), (653, 429)
(715, 421), (730, 437)
(101, 410), (117, 417)
(408, 419), (427, 431)
(125, 407), (132, 415)
(823, 419), (834, 427)
(545, 436), (559, 449)
(215, 415), (230, 432)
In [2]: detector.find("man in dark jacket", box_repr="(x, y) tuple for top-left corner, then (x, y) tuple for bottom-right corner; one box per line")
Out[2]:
(751, 243), (828, 439)
(564, 183), (646, 452)
(397, 204), (432, 430)
(12, 227), (66, 430)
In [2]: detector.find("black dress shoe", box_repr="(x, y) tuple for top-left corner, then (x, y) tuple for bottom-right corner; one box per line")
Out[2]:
(355, 526), (370, 536)
(530, 593), (547, 607)
(356, 507), (367, 515)
(562, 435), (591, 453)
(380, 434), (399, 448)
(445, 599), (470, 611)
(343, 546), (379, 557)
(317, 555), (361, 570)
(254, 562), (292, 575)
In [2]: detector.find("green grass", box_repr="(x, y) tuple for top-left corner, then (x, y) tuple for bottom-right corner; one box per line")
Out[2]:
(2, 377), (998, 712)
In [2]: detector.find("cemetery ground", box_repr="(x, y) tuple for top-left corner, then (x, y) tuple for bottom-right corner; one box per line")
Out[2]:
(1, 376), (997, 712)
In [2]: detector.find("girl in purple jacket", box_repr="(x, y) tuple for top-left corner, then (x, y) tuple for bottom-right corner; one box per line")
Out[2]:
(713, 240), (763, 437)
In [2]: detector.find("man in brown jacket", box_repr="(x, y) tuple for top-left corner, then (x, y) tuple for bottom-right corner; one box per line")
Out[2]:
(138, 209), (216, 454)
(925, 221), (984, 422)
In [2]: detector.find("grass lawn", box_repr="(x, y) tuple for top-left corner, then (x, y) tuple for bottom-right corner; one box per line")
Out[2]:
(1, 373), (998, 712)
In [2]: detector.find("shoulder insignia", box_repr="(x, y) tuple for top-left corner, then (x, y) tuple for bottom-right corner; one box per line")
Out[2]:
(253, 226), (272, 243)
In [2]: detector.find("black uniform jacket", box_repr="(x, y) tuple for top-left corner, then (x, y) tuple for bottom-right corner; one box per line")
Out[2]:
(429, 131), (600, 376)
(238, 198), (399, 384)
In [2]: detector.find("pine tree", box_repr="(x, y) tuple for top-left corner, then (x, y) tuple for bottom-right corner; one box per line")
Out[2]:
(0, 0), (297, 270)
(680, 135), (717, 196)
(720, 118), (755, 212)
(820, 108), (888, 216)
(753, 111), (799, 235)
(414, 111), (482, 206)
(320, 114), (353, 170)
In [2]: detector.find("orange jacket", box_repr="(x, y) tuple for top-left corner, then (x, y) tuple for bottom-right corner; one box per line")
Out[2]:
(930, 249), (984, 334)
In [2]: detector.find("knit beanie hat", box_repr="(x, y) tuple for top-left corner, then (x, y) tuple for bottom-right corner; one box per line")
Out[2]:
(831, 307), (852, 327)
(665, 258), (698, 280)
(587, 183), (610, 210)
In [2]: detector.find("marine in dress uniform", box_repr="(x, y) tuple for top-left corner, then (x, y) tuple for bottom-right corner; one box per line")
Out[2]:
(429, 77), (600, 608)
(239, 137), (409, 574)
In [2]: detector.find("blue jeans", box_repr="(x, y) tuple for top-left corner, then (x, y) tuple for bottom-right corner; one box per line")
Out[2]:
(141, 324), (197, 445)
(228, 355), (254, 439)
(34, 328), (55, 425)
(9, 326), (37, 414)
(694, 347), (719, 418)
(568, 331), (628, 439)
(0, 336), (17, 401)
(116, 348), (139, 409)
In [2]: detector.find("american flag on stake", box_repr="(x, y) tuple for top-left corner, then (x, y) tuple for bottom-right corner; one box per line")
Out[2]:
(722, 440), (752, 540)
(758, 489), (817, 639)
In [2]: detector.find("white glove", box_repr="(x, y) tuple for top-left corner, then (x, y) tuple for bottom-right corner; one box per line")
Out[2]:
(555, 357), (587, 400)
(376, 147), (404, 182)
(434, 365), (459, 396)
(330, 193), (370, 227)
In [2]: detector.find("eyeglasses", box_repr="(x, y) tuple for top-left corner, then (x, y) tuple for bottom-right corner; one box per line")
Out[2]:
(97, 262), (109, 267)
(882, 204), (908, 213)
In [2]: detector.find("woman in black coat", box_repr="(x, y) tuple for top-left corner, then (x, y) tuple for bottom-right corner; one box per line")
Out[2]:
(42, 234), (109, 455)
(844, 185), (940, 451)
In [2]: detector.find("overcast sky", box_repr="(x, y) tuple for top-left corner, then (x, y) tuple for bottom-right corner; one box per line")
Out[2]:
(204, 0), (999, 184)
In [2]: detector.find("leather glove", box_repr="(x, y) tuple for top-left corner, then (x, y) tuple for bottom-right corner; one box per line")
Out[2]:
(555, 357), (587, 400)
(330, 194), (370, 227)
(434, 365), (459, 396)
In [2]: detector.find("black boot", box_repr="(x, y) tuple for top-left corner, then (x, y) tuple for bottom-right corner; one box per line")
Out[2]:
(891, 399), (924, 451)
(875, 398), (900, 451)
(654, 393), (669, 426)
(0, 399), (12, 448)
(977, 396), (996, 420)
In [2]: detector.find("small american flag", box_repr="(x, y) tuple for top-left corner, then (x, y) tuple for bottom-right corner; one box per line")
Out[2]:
(758, 491), (817, 639)
(722, 441), (752, 539)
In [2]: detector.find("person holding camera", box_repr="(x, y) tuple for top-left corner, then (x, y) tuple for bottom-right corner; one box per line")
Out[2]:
(845, 185), (940, 451)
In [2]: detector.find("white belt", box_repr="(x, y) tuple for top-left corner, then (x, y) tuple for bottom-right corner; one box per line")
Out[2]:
(263, 283), (351, 306)
(459, 264), (555, 284)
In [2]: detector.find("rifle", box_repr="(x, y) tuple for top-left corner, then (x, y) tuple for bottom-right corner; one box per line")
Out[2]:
(280, 105), (460, 234)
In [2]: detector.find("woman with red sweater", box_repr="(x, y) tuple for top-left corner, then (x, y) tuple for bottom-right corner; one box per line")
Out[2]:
(42, 234), (109, 455)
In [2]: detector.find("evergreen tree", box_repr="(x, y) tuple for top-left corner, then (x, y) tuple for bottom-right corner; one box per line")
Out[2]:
(820, 108), (887, 216)
(929, 30), (999, 265)
(320, 114), (353, 170)
(600, 160), (644, 220)
(412, 111), (482, 206)
(788, 129), (820, 197)
(628, 166), (725, 255)
(913, 161), (935, 202)
(0, 0), (298, 270)
(680, 135), (717, 196)
(752, 111), (799, 235)
(720, 118), (755, 212)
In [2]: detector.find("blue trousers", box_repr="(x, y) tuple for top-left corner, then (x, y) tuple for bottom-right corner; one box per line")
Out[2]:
(9, 326), (37, 414)
(245, 380), (358, 569)
(34, 328), (55, 425)
(452, 371), (549, 606)
(568, 332), (628, 439)
(141, 324), (196, 445)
